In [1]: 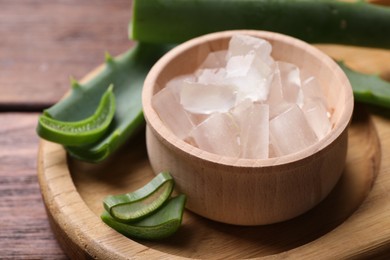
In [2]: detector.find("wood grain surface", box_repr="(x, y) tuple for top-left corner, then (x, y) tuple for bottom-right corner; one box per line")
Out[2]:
(0, 113), (67, 259)
(0, 0), (132, 110)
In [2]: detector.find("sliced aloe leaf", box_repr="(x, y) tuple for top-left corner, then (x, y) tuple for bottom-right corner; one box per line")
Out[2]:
(103, 172), (174, 223)
(101, 194), (187, 240)
(37, 85), (115, 146)
(39, 43), (172, 162)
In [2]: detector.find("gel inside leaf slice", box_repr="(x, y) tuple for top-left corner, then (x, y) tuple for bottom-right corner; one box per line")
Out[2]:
(103, 172), (174, 223)
(37, 85), (116, 146)
(101, 194), (186, 240)
(339, 62), (390, 109)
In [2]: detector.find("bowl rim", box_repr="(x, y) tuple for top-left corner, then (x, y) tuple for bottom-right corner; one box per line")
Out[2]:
(142, 30), (354, 168)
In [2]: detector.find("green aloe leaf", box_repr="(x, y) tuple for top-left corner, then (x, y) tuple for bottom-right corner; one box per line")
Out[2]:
(103, 172), (174, 223)
(37, 43), (171, 162)
(339, 61), (390, 109)
(101, 194), (187, 240)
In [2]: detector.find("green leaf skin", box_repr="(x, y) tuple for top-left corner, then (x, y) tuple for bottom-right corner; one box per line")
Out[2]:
(101, 194), (187, 240)
(339, 62), (390, 108)
(40, 43), (171, 162)
(103, 172), (174, 223)
(37, 85), (115, 146)
(130, 0), (390, 49)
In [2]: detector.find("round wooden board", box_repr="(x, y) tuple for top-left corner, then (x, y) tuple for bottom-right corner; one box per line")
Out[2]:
(38, 44), (390, 259)
(38, 103), (386, 259)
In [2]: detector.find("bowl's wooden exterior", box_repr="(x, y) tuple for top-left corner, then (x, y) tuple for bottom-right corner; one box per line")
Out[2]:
(143, 30), (354, 225)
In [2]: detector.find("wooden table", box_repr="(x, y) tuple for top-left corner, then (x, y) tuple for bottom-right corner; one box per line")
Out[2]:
(0, 0), (131, 258)
(2, 0), (390, 259)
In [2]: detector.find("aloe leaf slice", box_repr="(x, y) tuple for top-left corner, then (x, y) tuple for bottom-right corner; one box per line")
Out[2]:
(37, 85), (115, 146)
(101, 194), (187, 240)
(339, 61), (390, 109)
(103, 172), (174, 223)
(38, 43), (171, 162)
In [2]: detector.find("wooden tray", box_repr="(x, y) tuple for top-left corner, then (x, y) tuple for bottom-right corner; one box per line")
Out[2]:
(37, 45), (390, 259)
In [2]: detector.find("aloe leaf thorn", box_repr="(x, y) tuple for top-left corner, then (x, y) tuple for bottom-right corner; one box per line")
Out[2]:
(105, 51), (114, 64)
(70, 76), (81, 90)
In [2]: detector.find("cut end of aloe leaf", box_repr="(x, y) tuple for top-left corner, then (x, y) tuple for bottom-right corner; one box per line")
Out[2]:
(103, 172), (174, 223)
(101, 194), (187, 240)
(37, 85), (116, 146)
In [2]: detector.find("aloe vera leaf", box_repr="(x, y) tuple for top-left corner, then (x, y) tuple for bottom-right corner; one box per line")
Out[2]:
(37, 85), (115, 146)
(40, 43), (171, 162)
(130, 0), (390, 49)
(339, 62), (390, 108)
(103, 172), (174, 223)
(101, 194), (187, 240)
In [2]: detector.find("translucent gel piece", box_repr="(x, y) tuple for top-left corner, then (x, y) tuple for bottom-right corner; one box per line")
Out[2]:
(200, 50), (228, 69)
(227, 54), (272, 79)
(226, 54), (255, 78)
(301, 76), (329, 109)
(268, 102), (292, 120)
(188, 113), (209, 126)
(152, 84), (194, 139)
(267, 66), (284, 106)
(267, 67), (290, 119)
(269, 104), (318, 156)
(190, 113), (240, 157)
(232, 101), (269, 159)
(196, 68), (227, 85)
(180, 81), (236, 114)
(302, 98), (332, 140)
(226, 54), (273, 103)
(276, 61), (304, 105)
(165, 74), (196, 96)
(231, 98), (253, 115)
(227, 34), (274, 65)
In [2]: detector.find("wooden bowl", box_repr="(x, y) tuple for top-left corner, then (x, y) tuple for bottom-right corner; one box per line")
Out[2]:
(142, 30), (354, 225)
